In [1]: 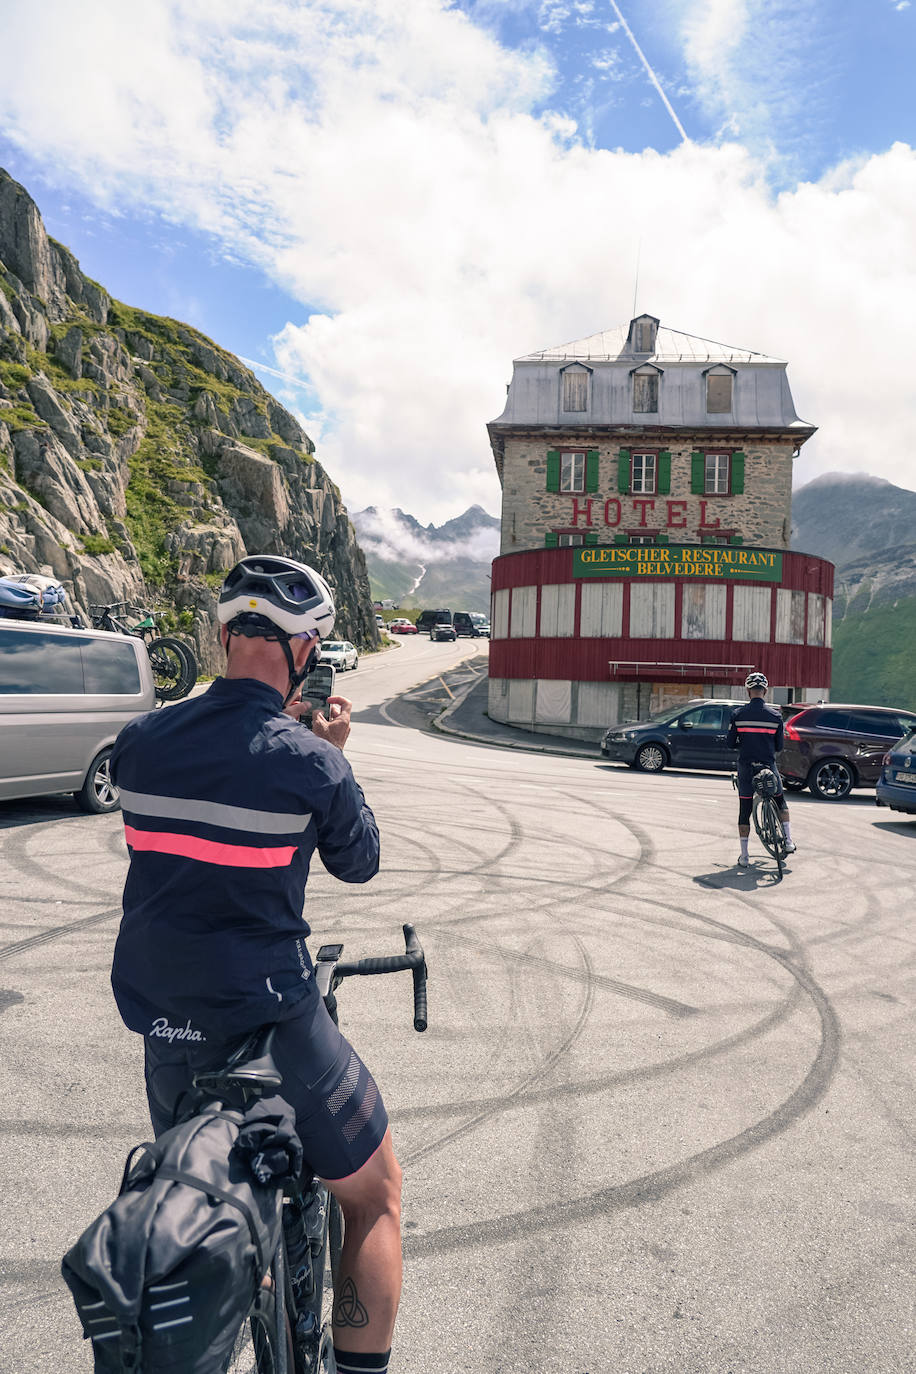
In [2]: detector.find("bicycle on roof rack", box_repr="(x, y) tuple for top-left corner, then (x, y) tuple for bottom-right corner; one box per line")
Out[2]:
(89, 601), (198, 701)
(211, 923), (428, 1374)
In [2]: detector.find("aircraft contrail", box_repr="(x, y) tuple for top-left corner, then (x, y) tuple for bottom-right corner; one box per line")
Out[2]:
(238, 356), (312, 388)
(607, 0), (691, 144)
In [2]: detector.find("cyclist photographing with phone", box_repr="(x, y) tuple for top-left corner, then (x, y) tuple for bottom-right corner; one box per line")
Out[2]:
(727, 671), (796, 870)
(108, 555), (401, 1374)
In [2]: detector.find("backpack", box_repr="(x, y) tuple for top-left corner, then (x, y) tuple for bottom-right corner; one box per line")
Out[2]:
(61, 1095), (303, 1373)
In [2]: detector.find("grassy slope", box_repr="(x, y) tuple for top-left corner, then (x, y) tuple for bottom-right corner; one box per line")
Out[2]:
(831, 595), (916, 711)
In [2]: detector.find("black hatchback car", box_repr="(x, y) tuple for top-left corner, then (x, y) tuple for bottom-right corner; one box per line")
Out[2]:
(601, 699), (745, 773)
(778, 703), (916, 799)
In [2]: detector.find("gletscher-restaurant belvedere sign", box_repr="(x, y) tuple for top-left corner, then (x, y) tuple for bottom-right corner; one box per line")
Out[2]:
(572, 545), (783, 581)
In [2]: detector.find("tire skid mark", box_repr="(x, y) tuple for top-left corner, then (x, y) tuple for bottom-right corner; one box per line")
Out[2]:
(0, 908), (122, 962)
(1, 820), (119, 898)
(400, 935), (595, 1169)
(404, 942), (839, 1257)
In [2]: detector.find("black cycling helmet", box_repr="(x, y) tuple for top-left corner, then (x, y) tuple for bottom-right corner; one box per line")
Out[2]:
(745, 671), (768, 690)
(217, 556), (336, 706)
(753, 768), (780, 797)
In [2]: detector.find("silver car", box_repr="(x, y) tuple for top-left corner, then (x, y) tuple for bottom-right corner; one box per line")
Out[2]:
(0, 621), (156, 812)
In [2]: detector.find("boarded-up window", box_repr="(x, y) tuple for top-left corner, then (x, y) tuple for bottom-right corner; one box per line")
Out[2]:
(577, 682), (622, 727)
(634, 319), (657, 352)
(491, 588), (510, 640)
(825, 598), (833, 648)
(540, 584), (575, 637)
(631, 452), (656, 493)
(632, 373), (658, 413)
(560, 452), (585, 492)
(580, 582), (623, 638)
(775, 589), (806, 644)
(561, 367), (588, 411)
(807, 593), (825, 646)
(629, 583), (675, 639)
(706, 373), (733, 413)
(535, 679), (572, 724)
(732, 585), (771, 641)
(681, 583), (726, 640)
(507, 678), (535, 724)
(510, 585), (537, 638)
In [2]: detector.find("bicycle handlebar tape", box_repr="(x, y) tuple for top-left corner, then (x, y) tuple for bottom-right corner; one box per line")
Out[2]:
(403, 924), (428, 1032)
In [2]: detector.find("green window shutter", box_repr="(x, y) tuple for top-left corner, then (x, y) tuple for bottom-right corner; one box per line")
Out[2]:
(690, 452), (705, 494)
(655, 532), (668, 546)
(614, 532), (628, 546)
(729, 534), (743, 546)
(584, 531), (598, 546)
(731, 451), (745, 494)
(657, 450), (671, 495)
(586, 450), (599, 492)
(545, 531), (559, 548)
(617, 448), (631, 494)
(546, 450), (561, 492)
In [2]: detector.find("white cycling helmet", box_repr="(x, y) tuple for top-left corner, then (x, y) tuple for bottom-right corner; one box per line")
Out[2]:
(745, 671), (768, 689)
(217, 556), (335, 640)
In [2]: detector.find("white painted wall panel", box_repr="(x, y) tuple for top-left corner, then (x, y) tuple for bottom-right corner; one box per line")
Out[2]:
(681, 583), (726, 639)
(580, 582), (623, 637)
(775, 588), (806, 644)
(487, 678), (508, 721)
(807, 593), (825, 646)
(492, 588), (509, 640)
(507, 678), (535, 723)
(629, 582), (675, 638)
(825, 598), (832, 649)
(732, 585), (771, 642)
(535, 679), (571, 723)
(510, 585), (537, 638)
(539, 583), (575, 637)
(577, 682), (622, 727)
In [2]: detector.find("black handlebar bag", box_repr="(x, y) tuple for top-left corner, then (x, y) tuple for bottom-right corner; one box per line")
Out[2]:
(62, 1096), (302, 1373)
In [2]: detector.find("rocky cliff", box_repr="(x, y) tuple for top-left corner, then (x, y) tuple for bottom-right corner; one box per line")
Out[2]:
(0, 168), (377, 670)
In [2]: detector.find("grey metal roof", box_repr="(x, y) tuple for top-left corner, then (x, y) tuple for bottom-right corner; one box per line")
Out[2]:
(517, 323), (784, 365)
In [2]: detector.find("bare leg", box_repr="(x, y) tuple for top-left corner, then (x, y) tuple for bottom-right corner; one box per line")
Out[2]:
(323, 1128), (402, 1354)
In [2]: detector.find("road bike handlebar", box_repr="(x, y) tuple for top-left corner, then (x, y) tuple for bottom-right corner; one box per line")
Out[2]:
(333, 923), (428, 1032)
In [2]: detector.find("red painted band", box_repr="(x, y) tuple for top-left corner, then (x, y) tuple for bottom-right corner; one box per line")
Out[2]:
(123, 824), (297, 869)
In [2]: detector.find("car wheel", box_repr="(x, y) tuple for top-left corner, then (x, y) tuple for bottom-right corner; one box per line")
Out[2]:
(75, 747), (120, 814)
(634, 742), (667, 773)
(808, 758), (855, 800)
(783, 777), (806, 792)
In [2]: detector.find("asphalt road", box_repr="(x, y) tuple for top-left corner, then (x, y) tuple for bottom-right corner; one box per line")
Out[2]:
(0, 636), (913, 1373)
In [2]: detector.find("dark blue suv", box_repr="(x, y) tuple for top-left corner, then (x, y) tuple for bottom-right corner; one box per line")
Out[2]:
(601, 699), (746, 773)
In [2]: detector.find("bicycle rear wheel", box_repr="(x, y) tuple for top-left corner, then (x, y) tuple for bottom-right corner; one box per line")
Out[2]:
(754, 797), (787, 870)
(225, 1244), (291, 1374)
(148, 636), (196, 701)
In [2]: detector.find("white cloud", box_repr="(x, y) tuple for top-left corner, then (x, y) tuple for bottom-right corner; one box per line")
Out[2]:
(354, 507), (500, 565)
(0, 0), (914, 525)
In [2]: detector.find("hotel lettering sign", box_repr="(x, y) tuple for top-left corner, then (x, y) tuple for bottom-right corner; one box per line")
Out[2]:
(572, 546), (783, 581)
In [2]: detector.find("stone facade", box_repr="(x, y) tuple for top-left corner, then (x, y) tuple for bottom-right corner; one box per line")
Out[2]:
(498, 433), (795, 556)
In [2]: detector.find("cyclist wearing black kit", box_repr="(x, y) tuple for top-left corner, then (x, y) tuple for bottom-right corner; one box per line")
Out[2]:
(109, 555), (400, 1374)
(727, 671), (796, 869)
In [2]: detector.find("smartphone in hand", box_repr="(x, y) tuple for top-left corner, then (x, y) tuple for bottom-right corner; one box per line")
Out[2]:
(299, 662), (337, 728)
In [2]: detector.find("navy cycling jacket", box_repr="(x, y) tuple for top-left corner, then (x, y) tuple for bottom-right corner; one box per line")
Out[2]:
(109, 676), (379, 1041)
(726, 697), (784, 765)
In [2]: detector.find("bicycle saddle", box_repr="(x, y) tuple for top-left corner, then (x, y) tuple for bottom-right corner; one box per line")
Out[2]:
(193, 1025), (283, 1096)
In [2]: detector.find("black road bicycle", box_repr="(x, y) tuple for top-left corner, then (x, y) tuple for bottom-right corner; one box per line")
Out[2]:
(197, 924), (428, 1374)
(733, 768), (790, 879)
(89, 602), (198, 701)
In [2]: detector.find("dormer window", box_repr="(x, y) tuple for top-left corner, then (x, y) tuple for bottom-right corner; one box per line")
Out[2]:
(704, 364), (736, 414)
(631, 363), (662, 413)
(560, 364), (590, 412)
(627, 313), (660, 354)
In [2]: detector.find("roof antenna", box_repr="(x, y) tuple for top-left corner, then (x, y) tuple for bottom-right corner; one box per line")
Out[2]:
(632, 238), (641, 318)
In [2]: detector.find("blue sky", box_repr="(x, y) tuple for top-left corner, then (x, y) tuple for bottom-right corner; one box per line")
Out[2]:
(0, 0), (914, 519)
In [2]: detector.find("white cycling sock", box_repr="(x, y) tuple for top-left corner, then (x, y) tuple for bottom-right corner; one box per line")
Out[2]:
(740, 837), (749, 860)
(783, 822), (792, 842)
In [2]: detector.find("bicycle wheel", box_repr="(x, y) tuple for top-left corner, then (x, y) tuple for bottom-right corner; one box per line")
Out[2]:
(286, 1187), (341, 1374)
(148, 636), (196, 701)
(225, 1244), (291, 1374)
(755, 798), (786, 866)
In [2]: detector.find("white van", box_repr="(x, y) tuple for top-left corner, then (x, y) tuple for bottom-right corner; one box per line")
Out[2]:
(0, 621), (156, 812)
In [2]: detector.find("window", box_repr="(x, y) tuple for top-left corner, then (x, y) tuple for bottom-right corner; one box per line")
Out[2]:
(631, 452), (656, 493)
(629, 534), (656, 546)
(680, 705), (726, 731)
(560, 452), (585, 492)
(0, 628), (85, 694)
(561, 367), (588, 412)
(557, 533), (584, 547)
(632, 373), (658, 413)
(705, 453), (730, 494)
(706, 373), (733, 413)
(81, 638), (142, 694)
(805, 709), (850, 731)
(846, 711), (904, 739)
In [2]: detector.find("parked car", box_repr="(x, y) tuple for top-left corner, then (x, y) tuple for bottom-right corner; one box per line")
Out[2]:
(778, 703), (916, 799)
(0, 621), (156, 812)
(601, 699), (745, 772)
(453, 611), (490, 638)
(416, 609), (452, 634)
(387, 618), (417, 634)
(319, 640), (359, 671)
(430, 622), (457, 642)
(875, 725), (916, 815)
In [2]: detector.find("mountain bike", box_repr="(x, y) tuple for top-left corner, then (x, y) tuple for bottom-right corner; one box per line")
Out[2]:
(203, 923), (428, 1374)
(732, 768), (789, 879)
(89, 601), (198, 701)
